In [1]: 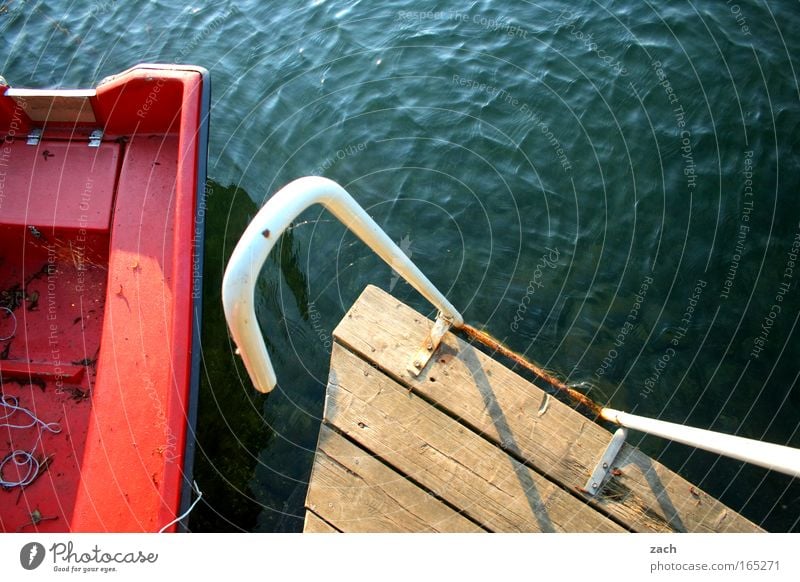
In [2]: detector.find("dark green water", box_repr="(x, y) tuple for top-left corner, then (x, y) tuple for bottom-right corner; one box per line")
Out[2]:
(4, 1), (799, 532)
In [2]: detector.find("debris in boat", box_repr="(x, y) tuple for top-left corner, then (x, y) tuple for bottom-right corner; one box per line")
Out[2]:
(41, 150), (54, 161)
(1, 376), (47, 392)
(611, 468), (623, 477)
(63, 386), (90, 402)
(15, 454), (55, 503)
(15, 509), (58, 531)
(115, 284), (131, 311)
(2, 269), (51, 315)
(0, 342), (10, 360)
(26, 290), (39, 311)
(262, 229), (271, 238)
(26, 233), (107, 273)
(0, 283), (24, 312)
(71, 356), (97, 367)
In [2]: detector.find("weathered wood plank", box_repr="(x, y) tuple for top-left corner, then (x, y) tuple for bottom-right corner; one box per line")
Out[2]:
(332, 285), (761, 533)
(303, 511), (339, 533)
(306, 425), (482, 532)
(325, 343), (625, 532)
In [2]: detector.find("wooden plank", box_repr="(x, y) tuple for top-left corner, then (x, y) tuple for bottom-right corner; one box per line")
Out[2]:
(332, 285), (762, 533)
(303, 511), (339, 533)
(305, 425), (482, 532)
(325, 343), (624, 532)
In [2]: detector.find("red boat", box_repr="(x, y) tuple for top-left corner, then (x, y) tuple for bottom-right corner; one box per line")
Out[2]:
(0, 64), (209, 532)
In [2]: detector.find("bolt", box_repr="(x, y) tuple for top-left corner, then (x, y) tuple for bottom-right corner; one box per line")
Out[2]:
(602, 462), (608, 469)
(591, 482), (598, 489)
(413, 360), (422, 369)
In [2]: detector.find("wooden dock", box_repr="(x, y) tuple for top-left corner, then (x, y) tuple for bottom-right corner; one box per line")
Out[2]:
(303, 285), (761, 533)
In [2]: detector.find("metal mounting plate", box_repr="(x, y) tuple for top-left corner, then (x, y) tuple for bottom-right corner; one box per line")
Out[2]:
(26, 128), (42, 145)
(407, 314), (451, 376)
(88, 129), (103, 147)
(582, 428), (627, 496)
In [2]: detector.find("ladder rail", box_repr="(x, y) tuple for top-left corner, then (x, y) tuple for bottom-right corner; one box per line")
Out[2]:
(222, 176), (463, 393)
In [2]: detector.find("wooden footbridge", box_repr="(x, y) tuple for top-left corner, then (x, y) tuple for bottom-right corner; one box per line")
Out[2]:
(219, 177), (766, 534)
(302, 285), (761, 533)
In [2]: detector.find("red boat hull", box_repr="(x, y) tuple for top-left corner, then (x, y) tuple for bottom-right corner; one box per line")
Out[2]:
(0, 64), (208, 532)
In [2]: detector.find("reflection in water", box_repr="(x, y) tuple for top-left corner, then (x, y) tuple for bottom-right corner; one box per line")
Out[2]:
(191, 180), (322, 532)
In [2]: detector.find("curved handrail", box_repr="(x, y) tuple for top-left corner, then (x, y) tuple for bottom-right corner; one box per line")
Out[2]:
(601, 408), (800, 479)
(222, 176), (800, 479)
(222, 176), (463, 393)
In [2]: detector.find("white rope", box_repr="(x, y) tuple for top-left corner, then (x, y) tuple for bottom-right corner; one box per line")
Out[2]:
(0, 395), (61, 488)
(0, 395), (62, 433)
(0, 450), (41, 488)
(158, 480), (203, 533)
(0, 306), (16, 341)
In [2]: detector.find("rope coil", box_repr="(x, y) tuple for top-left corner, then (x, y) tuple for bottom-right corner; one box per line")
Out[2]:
(0, 306), (16, 341)
(460, 324), (602, 415)
(0, 395), (60, 489)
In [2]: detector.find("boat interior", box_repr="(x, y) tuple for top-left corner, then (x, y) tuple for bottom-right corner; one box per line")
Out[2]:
(0, 64), (207, 532)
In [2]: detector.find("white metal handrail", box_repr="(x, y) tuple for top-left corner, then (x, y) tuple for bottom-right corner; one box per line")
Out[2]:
(222, 176), (800, 480)
(222, 176), (463, 393)
(601, 408), (800, 479)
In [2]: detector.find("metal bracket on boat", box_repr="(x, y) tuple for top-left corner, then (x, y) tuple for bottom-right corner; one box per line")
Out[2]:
(581, 427), (627, 496)
(88, 129), (103, 147)
(26, 128), (42, 145)
(407, 312), (453, 376)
